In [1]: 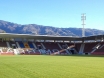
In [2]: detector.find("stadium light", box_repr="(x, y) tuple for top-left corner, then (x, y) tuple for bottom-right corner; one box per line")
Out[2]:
(81, 13), (86, 37)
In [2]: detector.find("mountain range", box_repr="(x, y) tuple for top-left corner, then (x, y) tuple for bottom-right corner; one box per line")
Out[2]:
(0, 20), (104, 37)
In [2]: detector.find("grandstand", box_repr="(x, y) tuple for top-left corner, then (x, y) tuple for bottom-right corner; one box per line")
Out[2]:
(0, 33), (104, 55)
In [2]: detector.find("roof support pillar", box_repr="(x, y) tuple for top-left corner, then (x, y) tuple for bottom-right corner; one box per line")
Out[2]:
(101, 36), (104, 42)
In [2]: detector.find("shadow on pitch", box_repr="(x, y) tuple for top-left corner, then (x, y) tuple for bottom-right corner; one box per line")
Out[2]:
(45, 54), (104, 58)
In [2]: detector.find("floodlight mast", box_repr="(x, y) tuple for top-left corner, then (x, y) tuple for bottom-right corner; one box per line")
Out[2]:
(81, 13), (86, 37)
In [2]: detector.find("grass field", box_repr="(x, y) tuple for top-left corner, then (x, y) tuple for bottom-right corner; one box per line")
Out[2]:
(0, 55), (104, 78)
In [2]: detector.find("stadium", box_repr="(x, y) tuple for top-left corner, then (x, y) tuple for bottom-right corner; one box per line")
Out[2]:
(0, 33), (104, 78)
(1, 0), (104, 77)
(0, 33), (104, 55)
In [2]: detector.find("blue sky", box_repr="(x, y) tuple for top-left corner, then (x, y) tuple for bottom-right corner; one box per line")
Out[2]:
(0, 0), (104, 30)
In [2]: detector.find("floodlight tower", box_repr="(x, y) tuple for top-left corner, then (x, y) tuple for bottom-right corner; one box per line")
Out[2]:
(81, 13), (86, 37)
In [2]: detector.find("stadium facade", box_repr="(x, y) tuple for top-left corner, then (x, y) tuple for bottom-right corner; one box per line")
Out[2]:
(0, 33), (104, 55)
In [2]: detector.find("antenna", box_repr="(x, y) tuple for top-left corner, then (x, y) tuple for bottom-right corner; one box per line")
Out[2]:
(81, 13), (86, 37)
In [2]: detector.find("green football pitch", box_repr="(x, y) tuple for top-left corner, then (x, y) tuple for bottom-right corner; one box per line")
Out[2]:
(0, 55), (104, 78)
